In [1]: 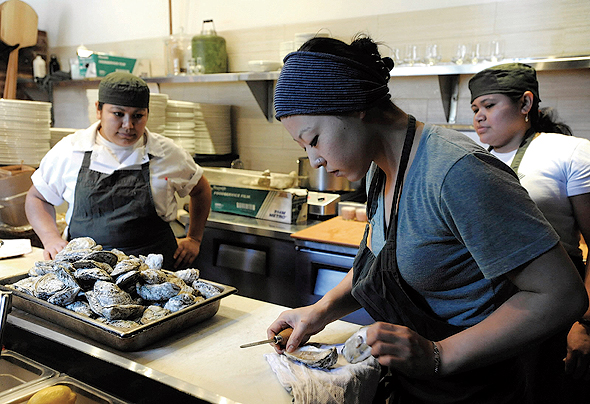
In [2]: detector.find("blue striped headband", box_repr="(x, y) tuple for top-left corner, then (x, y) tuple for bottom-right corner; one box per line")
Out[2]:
(274, 51), (391, 120)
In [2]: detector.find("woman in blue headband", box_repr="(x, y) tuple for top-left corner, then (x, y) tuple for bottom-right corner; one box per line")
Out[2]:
(470, 63), (590, 403)
(268, 36), (587, 403)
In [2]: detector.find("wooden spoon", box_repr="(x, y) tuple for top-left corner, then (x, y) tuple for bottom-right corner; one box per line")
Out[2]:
(1, 0), (38, 99)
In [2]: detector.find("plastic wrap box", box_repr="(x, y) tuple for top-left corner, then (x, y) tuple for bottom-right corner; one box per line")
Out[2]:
(210, 184), (307, 224)
(78, 54), (137, 78)
(203, 168), (308, 224)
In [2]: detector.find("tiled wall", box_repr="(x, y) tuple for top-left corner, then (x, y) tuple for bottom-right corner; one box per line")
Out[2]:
(52, 0), (590, 174)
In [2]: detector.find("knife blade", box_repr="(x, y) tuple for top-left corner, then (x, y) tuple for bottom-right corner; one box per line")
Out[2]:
(240, 328), (293, 348)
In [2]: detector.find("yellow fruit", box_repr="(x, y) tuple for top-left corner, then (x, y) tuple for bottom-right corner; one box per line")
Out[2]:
(27, 385), (77, 404)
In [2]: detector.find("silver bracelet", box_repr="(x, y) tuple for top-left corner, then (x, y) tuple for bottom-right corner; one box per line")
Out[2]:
(432, 341), (441, 376)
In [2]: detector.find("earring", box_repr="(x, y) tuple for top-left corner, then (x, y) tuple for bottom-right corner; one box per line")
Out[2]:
(525, 114), (529, 123)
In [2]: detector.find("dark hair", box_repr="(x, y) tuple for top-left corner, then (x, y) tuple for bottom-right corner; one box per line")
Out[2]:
(298, 35), (394, 83)
(506, 94), (572, 136)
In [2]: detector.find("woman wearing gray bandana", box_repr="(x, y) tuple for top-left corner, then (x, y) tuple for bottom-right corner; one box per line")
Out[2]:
(25, 72), (211, 270)
(267, 36), (587, 403)
(470, 63), (590, 403)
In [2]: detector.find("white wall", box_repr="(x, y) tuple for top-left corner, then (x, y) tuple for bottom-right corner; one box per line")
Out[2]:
(25, 0), (502, 47)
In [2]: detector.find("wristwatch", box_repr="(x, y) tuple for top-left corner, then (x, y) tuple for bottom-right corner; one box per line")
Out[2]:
(578, 318), (590, 327)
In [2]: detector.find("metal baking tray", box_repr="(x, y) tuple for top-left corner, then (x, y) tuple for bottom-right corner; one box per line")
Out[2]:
(0, 275), (237, 351)
(1, 374), (130, 403)
(0, 350), (57, 399)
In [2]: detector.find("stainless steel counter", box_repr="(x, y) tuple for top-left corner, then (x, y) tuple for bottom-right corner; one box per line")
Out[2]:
(204, 211), (322, 241)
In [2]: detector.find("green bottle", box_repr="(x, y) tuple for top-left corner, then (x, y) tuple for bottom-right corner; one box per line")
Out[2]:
(191, 20), (228, 74)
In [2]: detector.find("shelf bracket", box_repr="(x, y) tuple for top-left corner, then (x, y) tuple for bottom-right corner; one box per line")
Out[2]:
(245, 79), (275, 122)
(438, 74), (460, 124)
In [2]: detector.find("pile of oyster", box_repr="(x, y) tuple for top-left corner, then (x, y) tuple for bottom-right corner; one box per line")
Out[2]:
(6, 237), (220, 329)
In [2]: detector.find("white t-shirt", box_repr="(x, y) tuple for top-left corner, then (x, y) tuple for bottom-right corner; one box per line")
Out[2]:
(32, 121), (204, 224)
(491, 132), (590, 257)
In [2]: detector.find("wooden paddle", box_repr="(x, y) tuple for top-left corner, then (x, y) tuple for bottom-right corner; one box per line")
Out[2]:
(1, 0), (38, 99)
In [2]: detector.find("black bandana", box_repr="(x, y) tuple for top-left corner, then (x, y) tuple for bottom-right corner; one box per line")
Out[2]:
(98, 72), (150, 108)
(468, 63), (540, 103)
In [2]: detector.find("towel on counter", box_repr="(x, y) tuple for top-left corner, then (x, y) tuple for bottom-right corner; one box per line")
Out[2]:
(265, 345), (381, 404)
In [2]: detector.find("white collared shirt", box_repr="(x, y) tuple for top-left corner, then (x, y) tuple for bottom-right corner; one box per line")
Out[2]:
(32, 121), (203, 224)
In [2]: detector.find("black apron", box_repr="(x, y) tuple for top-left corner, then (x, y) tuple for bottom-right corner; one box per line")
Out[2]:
(69, 150), (178, 268)
(352, 116), (526, 404)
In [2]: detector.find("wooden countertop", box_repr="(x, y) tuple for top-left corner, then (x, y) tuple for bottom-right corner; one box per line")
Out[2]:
(290, 216), (367, 248)
(0, 248), (363, 404)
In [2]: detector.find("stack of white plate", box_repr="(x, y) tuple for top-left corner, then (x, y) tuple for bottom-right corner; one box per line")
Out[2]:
(164, 100), (196, 154)
(194, 103), (231, 155)
(0, 99), (52, 166)
(50, 128), (77, 148)
(147, 93), (168, 134)
(86, 89), (98, 124)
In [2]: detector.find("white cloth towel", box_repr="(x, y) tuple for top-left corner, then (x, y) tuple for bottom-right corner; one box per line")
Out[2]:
(265, 345), (381, 404)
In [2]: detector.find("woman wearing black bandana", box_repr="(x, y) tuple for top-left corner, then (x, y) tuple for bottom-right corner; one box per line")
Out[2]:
(267, 36), (587, 403)
(470, 63), (590, 403)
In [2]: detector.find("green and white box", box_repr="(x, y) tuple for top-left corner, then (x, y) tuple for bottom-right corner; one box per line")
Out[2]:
(210, 185), (308, 224)
(79, 54), (137, 78)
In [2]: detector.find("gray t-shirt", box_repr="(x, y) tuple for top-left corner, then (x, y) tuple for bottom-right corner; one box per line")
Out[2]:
(367, 124), (559, 327)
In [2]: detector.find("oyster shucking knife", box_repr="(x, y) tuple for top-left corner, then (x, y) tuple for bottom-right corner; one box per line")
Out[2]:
(240, 328), (293, 348)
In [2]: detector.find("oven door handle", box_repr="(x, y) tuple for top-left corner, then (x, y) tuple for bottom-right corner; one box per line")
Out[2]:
(296, 247), (356, 269)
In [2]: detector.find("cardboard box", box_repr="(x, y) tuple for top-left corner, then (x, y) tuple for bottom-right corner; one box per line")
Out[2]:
(210, 184), (308, 224)
(79, 54), (137, 78)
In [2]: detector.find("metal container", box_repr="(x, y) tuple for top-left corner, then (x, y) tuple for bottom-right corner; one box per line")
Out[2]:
(0, 350), (57, 400)
(297, 156), (351, 192)
(1, 374), (131, 404)
(0, 276), (237, 351)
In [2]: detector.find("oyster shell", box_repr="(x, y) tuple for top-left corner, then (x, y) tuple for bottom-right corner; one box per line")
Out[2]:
(8, 276), (38, 296)
(74, 267), (113, 285)
(140, 269), (169, 285)
(65, 237), (97, 251)
(175, 268), (200, 284)
(85, 283), (145, 321)
(136, 281), (181, 301)
(83, 251), (118, 268)
(284, 345), (338, 369)
(140, 304), (172, 324)
(114, 270), (141, 292)
(192, 280), (221, 299)
(48, 286), (80, 306)
(143, 254), (164, 270)
(28, 261), (54, 277)
(105, 319), (140, 329)
(342, 327), (372, 364)
(66, 300), (95, 317)
(34, 273), (67, 300)
(164, 293), (203, 312)
(111, 257), (143, 277)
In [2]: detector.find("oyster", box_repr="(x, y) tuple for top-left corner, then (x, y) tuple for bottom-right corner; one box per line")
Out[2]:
(342, 327), (372, 364)
(111, 257), (143, 277)
(143, 253), (164, 270)
(140, 269), (169, 285)
(174, 268), (200, 284)
(83, 251), (118, 268)
(140, 304), (172, 324)
(164, 293), (203, 312)
(284, 345), (338, 369)
(28, 261), (54, 277)
(66, 300), (95, 317)
(136, 281), (181, 301)
(86, 280), (144, 320)
(74, 267), (113, 285)
(65, 237), (97, 251)
(114, 270), (141, 292)
(48, 286), (80, 306)
(34, 273), (67, 300)
(192, 280), (221, 299)
(166, 275), (194, 295)
(8, 276), (38, 296)
(55, 248), (94, 263)
(106, 319), (140, 329)
(110, 248), (128, 262)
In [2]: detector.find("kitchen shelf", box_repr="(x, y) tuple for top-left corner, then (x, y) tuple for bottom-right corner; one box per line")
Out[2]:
(20, 56), (589, 124)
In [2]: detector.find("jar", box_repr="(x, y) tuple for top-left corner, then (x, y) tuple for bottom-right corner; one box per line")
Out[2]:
(191, 20), (228, 74)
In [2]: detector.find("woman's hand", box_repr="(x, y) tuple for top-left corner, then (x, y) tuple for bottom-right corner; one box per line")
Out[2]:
(565, 322), (590, 380)
(267, 304), (330, 354)
(42, 235), (68, 260)
(366, 322), (438, 379)
(173, 237), (201, 269)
